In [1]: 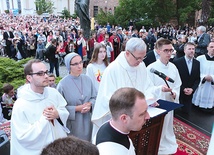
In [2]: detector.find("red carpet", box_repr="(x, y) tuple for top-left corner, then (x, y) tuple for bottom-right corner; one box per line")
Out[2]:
(0, 121), (11, 139)
(0, 119), (211, 155)
(173, 118), (210, 155)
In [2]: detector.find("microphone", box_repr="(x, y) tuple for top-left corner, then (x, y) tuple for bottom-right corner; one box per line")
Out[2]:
(150, 68), (174, 83)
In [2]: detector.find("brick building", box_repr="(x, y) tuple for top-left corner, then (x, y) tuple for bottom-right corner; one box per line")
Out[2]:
(89, 0), (119, 17)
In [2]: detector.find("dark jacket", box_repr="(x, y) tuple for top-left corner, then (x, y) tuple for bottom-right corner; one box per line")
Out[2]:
(173, 57), (200, 106)
(46, 44), (58, 63)
(143, 50), (157, 67)
(195, 33), (210, 55)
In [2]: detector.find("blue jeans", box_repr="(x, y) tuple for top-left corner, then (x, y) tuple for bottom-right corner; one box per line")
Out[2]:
(49, 61), (59, 77)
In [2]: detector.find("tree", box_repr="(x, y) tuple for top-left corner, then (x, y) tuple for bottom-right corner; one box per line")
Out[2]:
(207, 1), (214, 26)
(201, 0), (212, 24)
(114, 0), (175, 28)
(0, 57), (62, 95)
(35, 0), (55, 15)
(61, 7), (71, 19)
(95, 9), (116, 26)
(114, 0), (145, 28)
(175, 0), (200, 26)
(0, 58), (30, 94)
(109, 0), (203, 28)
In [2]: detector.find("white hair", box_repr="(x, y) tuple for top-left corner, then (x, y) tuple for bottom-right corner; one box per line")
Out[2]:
(125, 38), (147, 53)
(197, 26), (206, 33)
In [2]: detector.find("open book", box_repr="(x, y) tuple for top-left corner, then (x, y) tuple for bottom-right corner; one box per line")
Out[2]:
(147, 106), (166, 118)
(147, 99), (183, 118)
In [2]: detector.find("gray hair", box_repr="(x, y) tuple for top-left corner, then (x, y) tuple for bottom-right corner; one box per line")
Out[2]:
(125, 37), (147, 53)
(197, 26), (206, 33)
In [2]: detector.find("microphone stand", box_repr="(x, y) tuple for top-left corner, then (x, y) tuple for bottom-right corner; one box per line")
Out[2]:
(163, 79), (174, 96)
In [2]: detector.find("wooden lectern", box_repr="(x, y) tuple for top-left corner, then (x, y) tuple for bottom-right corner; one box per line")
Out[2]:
(129, 99), (183, 155)
(129, 113), (166, 155)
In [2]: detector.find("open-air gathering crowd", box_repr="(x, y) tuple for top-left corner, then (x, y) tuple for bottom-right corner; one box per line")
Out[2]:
(0, 13), (214, 155)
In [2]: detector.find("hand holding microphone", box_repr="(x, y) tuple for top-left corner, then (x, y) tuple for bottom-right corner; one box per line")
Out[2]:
(150, 68), (175, 98)
(162, 85), (176, 99)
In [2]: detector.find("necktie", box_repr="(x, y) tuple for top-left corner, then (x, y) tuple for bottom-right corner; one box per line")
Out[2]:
(187, 59), (192, 74)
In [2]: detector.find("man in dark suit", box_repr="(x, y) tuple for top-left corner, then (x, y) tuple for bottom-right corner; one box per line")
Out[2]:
(195, 25), (210, 57)
(150, 32), (158, 50)
(3, 26), (14, 57)
(173, 42), (200, 113)
(143, 38), (163, 66)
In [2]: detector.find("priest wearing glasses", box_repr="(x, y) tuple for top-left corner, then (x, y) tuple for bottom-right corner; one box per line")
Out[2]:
(91, 37), (158, 143)
(11, 59), (69, 155)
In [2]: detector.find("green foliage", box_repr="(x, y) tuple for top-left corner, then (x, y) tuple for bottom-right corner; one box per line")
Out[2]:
(178, 6), (194, 23)
(113, 0), (175, 28)
(4, 10), (9, 14)
(95, 9), (116, 26)
(0, 58), (31, 94)
(114, 0), (142, 28)
(105, 0), (202, 28)
(71, 13), (78, 19)
(210, 1), (214, 19)
(35, 0), (55, 15)
(59, 8), (77, 20)
(61, 7), (71, 19)
(135, 19), (155, 30)
(208, 18), (214, 26)
(55, 77), (62, 84)
(144, 0), (175, 24)
(176, 0), (201, 25)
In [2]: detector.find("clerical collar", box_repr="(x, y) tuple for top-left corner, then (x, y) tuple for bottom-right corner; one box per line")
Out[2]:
(205, 53), (214, 61)
(109, 120), (130, 135)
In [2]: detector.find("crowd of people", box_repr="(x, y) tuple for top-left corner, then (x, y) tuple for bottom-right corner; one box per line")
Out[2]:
(0, 12), (214, 155)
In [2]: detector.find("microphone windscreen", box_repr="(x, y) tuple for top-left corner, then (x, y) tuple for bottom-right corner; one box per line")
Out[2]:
(150, 68), (156, 73)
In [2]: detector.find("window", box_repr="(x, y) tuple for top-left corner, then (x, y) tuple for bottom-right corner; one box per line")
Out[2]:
(93, 6), (98, 17)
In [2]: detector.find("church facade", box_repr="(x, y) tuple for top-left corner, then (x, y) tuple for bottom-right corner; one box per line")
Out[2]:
(0, 0), (75, 16)
(0, 0), (120, 18)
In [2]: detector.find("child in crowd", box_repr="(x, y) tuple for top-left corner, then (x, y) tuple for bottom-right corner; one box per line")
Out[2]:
(48, 74), (57, 88)
(86, 43), (108, 93)
(0, 83), (17, 120)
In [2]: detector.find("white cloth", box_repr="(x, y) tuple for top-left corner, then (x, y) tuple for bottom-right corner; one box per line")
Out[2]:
(91, 51), (156, 143)
(11, 84), (69, 155)
(154, 49), (160, 60)
(97, 140), (135, 155)
(86, 62), (107, 94)
(147, 59), (181, 154)
(192, 55), (214, 108)
(96, 121), (135, 155)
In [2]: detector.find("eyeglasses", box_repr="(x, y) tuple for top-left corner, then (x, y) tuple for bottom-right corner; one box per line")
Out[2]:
(70, 61), (83, 66)
(29, 70), (49, 76)
(129, 51), (147, 62)
(162, 49), (174, 53)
